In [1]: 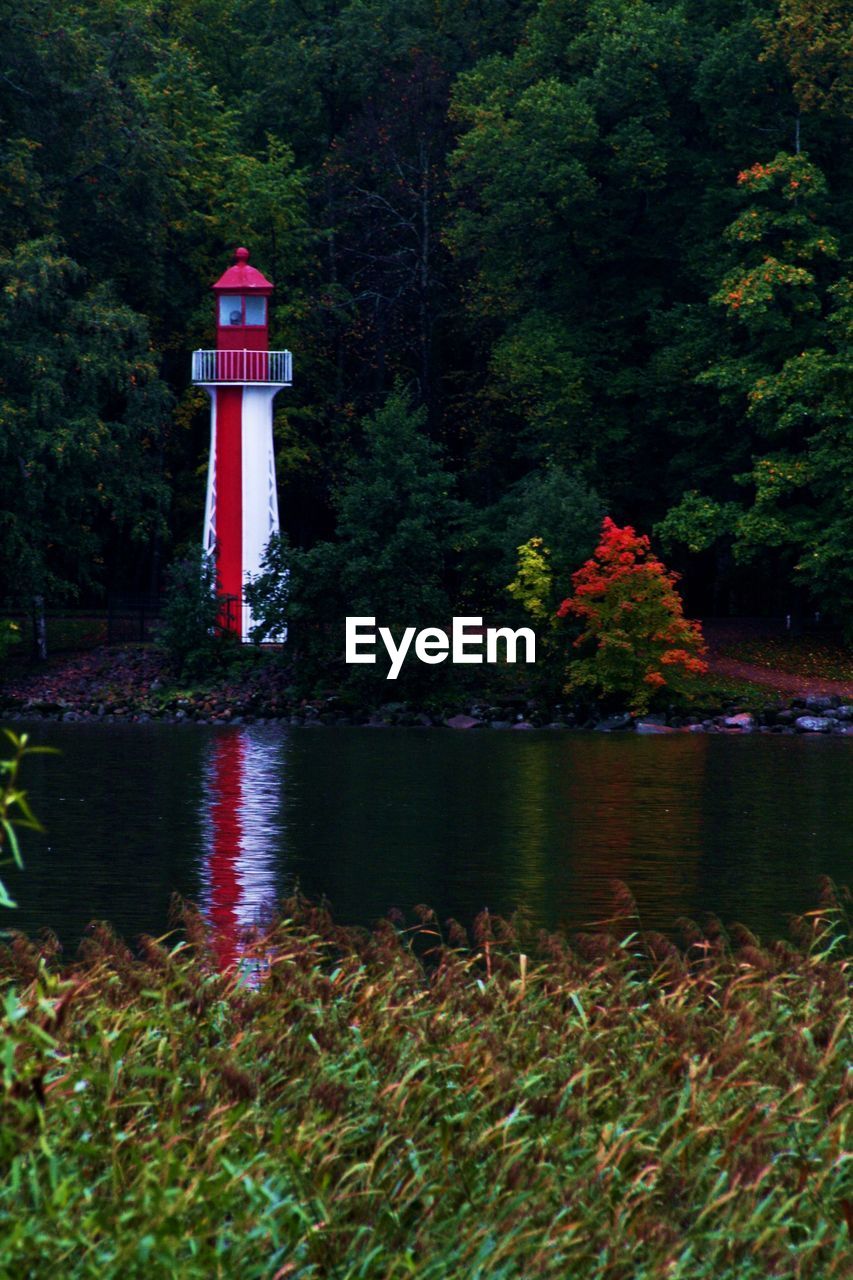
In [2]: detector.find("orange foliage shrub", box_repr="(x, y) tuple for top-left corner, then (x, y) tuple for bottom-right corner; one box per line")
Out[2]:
(557, 518), (708, 713)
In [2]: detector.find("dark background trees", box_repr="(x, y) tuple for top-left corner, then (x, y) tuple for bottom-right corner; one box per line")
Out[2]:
(0, 0), (849, 632)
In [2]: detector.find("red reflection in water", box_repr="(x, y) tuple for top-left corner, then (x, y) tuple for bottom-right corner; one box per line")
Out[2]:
(550, 737), (707, 928)
(205, 733), (245, 968)
(201, 730), (281, 970)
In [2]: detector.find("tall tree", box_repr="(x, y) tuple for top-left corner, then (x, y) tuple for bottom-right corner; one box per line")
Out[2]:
(659, 152), (853, 630)
(0, 239), (171, 604)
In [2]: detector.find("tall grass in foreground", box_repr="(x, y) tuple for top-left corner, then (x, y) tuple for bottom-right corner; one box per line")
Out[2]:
(0, 882), (850, 1279)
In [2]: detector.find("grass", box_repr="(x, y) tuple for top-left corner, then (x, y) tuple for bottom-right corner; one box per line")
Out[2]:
(718, 635), (853, 686)
(1, 884), (850, 1279)
(695, 674), (781, 707)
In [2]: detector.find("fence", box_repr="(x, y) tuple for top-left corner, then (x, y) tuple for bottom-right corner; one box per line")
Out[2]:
(191, 349), (293, 384)
(107, 596), (162, 645)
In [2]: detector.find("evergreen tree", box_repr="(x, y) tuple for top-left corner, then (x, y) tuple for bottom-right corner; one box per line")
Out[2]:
(0, 239), (171, 604)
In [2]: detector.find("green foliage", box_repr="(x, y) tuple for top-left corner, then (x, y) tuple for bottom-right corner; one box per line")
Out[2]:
(323, 388), (459, 680)
(506, 536), (560, 636)
(0, 886), (850, 1276)
(0, 0), (851, 638)
(655, 491), (741, 556)
(245, 388), (464, 689)
(0, 239), (171, 603)
(0, 621), (22, 663)
(0, 731), (54, 910)
(559, 519), (708, 714)
(461, 465), (601, 611)
(500, 467), (601, 583)
(332, 387), (458, 626)
(505, 536), (568, 692)
(244, 533), (293, 645)
(157, 553), (227, 680)
(682, 153), (853, 634)
(758, 0), (853, 118)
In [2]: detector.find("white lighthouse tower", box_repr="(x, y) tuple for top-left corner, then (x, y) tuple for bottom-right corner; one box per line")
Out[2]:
(192, 247), (292, 639)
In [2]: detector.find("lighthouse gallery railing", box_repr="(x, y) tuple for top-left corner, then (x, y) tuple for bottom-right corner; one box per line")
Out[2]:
(191, 349), (293, 385)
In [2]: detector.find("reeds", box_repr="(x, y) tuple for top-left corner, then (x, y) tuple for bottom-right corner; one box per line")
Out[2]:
(0, 881), (850, 1278)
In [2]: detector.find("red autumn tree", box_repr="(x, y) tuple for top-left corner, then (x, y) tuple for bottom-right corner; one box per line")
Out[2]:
(557, 518), (708, 713)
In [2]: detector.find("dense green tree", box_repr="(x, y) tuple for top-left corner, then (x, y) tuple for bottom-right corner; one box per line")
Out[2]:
(660, 153), (852, 631)
(0, 239), (171, 604)
(461, 465), (602, 609)
(246, 388), (464, 684)
(315, 385), (460, 626)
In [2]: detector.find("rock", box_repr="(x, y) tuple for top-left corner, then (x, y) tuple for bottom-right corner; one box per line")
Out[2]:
(30, 700), (62, 715)
(805, 695), (834, 713)
(834, 705), (853, 720)
(445, 714), (483, 730)
(511, 721), (535, 730)
(794, 716), (832, 733)
(775, 710), (796, 724)
(175, 709), (186, 721)
(490, 720), (513, 730)
(594, 714), (633, 732)
(723, 713), (756, 731)
(635, 721), (676, 734)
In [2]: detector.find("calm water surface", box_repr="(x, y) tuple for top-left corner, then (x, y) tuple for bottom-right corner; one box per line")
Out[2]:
(3, 723), (851, 951)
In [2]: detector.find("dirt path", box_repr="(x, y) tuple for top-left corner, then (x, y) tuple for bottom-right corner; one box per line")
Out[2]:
(706, 654), (853, 698)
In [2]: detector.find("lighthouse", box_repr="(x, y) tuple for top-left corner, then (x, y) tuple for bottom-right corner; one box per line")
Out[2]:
(192, 247), (292, 640)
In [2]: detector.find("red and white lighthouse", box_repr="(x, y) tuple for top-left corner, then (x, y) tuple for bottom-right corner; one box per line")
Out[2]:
(192, 247), (292, 639)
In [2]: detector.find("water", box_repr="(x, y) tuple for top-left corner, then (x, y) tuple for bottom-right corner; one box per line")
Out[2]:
(3, 722), (851, 951)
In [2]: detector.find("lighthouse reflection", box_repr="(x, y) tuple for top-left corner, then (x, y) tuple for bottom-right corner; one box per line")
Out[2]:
(199, 729), (286, 969)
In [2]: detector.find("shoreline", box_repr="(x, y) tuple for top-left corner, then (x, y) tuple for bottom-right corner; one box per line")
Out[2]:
(3, 696), (853, 735)
(2, 643), (852, 735)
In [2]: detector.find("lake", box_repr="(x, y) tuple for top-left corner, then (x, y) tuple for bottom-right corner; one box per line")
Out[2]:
(2, 722), (851, 954)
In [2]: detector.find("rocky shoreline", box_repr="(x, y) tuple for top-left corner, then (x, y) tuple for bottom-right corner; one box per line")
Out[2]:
(3, 691), (852, 735)
(2, 645), (851, 734)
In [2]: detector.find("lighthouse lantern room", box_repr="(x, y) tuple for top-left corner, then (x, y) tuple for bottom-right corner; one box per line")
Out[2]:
(192, 247), (292, 640)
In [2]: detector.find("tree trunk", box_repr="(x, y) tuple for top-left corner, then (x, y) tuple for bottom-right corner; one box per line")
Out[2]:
(32, 595), (47, 661)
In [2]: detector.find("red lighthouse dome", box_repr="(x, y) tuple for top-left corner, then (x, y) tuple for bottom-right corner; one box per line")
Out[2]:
(213, 247), (273, 352)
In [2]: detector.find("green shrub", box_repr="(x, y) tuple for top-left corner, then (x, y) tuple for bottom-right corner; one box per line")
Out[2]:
(157, 552), (235, 679)
(0, 730), (53, 910)
(0, 619), (21, 663)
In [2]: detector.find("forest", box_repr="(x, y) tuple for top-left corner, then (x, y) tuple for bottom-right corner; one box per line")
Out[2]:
(0, 0), (850, 638)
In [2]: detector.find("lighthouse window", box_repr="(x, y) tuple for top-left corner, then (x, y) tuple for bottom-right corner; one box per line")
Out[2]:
(219, 295), (243, 326)
(245, 296), (267, 325)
